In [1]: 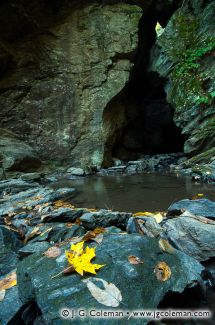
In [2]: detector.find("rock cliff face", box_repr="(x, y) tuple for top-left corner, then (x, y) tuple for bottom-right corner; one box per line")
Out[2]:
(0, 0), (214, 171)
(0, 0), (145, 169)
(149, 0), (215, 161)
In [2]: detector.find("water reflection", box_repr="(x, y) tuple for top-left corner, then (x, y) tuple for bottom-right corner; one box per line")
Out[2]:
(51, 173), (215, 212)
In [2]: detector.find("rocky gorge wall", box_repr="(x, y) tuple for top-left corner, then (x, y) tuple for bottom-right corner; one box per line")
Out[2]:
(0, 0), (214, 171)
(0, 0), (146, 169)
(149, 0), (215, 164)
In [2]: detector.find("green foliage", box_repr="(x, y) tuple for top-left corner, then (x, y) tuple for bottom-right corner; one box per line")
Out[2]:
(175, 39), (215, 77)
(194, 96), (210, 105)
(210, 90), (215, 98)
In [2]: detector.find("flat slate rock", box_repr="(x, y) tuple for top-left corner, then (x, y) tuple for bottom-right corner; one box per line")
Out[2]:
(17, 233), (204, 325)
(0, 286), (23, 325)
(80, 210), (131, 230)
(42, 208), (83, 223)
(167, 199), (215, 219)
(0, 226), (21, 276)
(0, 187), (76, 218)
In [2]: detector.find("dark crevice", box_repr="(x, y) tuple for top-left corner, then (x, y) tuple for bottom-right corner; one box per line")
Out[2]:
(8, 301), (43, 325)
(102, 1), (185, 167)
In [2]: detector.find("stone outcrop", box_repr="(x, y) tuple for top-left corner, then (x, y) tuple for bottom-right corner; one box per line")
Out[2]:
(0, 0), (146, 169)
(149, 0), (215, 160)
(0, 129), (41, 172)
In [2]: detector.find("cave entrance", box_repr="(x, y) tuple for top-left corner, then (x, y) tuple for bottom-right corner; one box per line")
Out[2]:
(102, 5), (184, 168)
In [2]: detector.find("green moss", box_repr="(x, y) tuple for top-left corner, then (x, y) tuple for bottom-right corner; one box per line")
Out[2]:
(184, 147), (215, 166)
(194, 118), (215, 140)
(159, 7), (215, 113)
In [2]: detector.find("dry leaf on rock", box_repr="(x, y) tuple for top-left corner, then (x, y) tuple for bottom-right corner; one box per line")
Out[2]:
(154, 262), (171, 281)
(159, 239), (175, 254)
(53, 200), (75, 209)
(65, 241), (105, 276)
(153, 213), (163, 224)
(83, 228), (105, 242)
(24, 226), (41, 244)
(44, 247), (61, 258)
(128, 255), (144, 265)
(0, 289), (6, 302)
(83, 278), (122, 307)
(133, 211), (163, 223)
(39, 227), (53, 237)
(0, 272), (17, 294)
(92, 233), (104, 244)
(133, 212), (152, 217)
(83, 231), (97, 241)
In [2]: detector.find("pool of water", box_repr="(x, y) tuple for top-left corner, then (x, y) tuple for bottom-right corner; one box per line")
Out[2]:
(51, 173), (215, 212)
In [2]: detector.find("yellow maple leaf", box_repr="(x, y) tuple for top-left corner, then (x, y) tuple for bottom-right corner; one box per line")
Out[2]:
(65, 241), (105, 276)
(133, 211), (152, 217)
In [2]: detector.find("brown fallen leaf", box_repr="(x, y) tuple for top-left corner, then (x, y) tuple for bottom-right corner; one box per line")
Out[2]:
(128, 255), (144, 265)
(53, 200), (75, 209)
(0, 271), (17, 292)
(75, 218), (82, 225)
(93, 227), (105, 235)
(158, 239), (175, 254)
(66, 222), (74, 228)
(43, 247), (61, 258)
(154, 261), (171, 281)
(83, 228), (105, 243)
(91, 233), (104, 244)
(83, 231), (97, 241)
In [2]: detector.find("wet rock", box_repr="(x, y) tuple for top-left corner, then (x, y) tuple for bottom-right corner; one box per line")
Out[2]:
(164, 216), (215, 261)
(0, 226), (21, 276)
(17, 233), (204, 325)
(105, 226), (123, 234)
(80, 210), (131, 230)
(41, 208), (83, 223)
(127, 216), (163, 237)
(0, 179), (39, 195)
(167, 199), (215, 219)
(0, 187), (75, 218)
(125, 153), (184, 174)
(19, 172), (43, 182)
(46, 224), (86, 243)
(18, 241), (51, 259)
(66, 167), (85, 176)
(0, 286), (23, 325)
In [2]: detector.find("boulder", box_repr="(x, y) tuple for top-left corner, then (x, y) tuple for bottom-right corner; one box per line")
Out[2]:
(0, 286), (23, 325)
(17, 233), (204, 325)
(167, 199), (215, 219)
(66, 168), (85, 176)
(163, 215), (215, 261)
(0, 187), (76, 218)
(80, 210), (132, 230)
(0, 179), (39, 195)
(0, 129), (41, 172)
(0, 226), (21, 276)
(41, 208), (84, 223)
